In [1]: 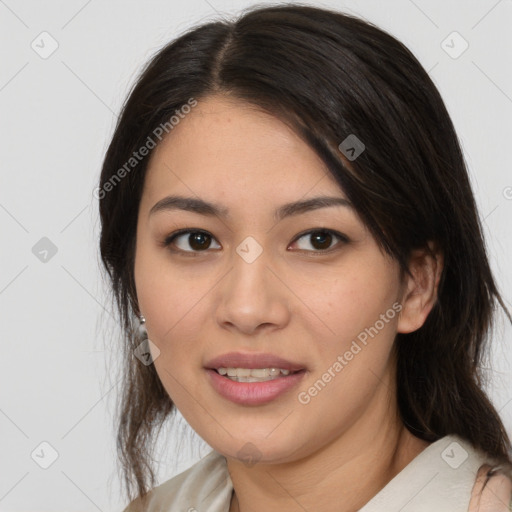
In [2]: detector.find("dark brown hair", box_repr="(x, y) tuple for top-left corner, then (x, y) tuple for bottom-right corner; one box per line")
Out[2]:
(98, 2), (512, 506)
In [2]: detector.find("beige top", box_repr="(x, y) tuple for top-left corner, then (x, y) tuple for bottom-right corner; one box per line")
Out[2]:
(123, 434), (509, 512)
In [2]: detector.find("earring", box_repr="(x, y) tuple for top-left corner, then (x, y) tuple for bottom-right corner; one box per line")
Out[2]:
(138, 315), (148, 341)
(134, 314), (161, 365)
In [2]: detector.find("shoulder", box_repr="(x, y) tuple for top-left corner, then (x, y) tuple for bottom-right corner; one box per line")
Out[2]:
(122, 450), (232, 512)
(468, 464), (512, 512)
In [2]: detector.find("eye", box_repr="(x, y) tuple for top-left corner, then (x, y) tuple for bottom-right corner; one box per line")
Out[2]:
(289, 229), (348, 253)
(164, 229), (221, 254)
(163, 228), (348, 255)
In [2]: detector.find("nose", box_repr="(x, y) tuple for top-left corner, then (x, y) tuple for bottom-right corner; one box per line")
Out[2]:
(215, 242), (291, 336)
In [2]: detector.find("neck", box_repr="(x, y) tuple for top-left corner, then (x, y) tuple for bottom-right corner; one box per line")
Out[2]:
(227, 387), (430, 512)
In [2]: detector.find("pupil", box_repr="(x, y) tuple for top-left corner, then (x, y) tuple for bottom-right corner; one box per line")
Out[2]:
(312, 232), (331, 250)
(185, 232), (332, 251)
(190, 232), (210, 251)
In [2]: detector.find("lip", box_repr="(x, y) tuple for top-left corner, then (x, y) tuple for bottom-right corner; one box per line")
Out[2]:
(204, 351), (307, 406)
(204, 351), (305, 372)
(206, 368), (306, 405)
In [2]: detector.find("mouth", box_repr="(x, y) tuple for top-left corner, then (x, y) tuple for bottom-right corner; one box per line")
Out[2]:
(204, 352), (307, 405)
(205, 351), (306, 376)
(213, 367), (302, 382)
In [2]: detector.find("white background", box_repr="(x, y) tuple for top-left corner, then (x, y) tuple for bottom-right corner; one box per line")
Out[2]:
(1, 0), (511, 511)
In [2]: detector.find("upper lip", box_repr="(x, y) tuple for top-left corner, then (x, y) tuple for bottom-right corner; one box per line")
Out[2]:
(205, 352), (305, 372)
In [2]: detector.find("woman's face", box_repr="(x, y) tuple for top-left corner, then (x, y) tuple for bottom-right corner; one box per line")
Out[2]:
(134, 94), (410, 464)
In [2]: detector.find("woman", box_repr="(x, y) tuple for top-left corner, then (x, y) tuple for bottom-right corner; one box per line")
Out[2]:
(98, 4), (512, 511)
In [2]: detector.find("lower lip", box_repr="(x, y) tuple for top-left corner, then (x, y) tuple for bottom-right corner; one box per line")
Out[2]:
(206, 369), (306, 405)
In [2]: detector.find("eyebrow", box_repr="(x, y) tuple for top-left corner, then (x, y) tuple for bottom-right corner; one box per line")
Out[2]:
(149, 194), (353, 222)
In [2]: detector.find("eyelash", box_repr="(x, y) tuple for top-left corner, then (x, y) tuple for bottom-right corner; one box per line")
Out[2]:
(162, 228), (349, 256)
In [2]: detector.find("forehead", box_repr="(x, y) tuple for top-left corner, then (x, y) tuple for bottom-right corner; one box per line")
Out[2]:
(136, 96), (359, 236)
(144, 95), (340, 192)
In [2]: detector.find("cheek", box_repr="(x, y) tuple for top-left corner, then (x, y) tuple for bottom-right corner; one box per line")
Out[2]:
(134, 248), (209, 405)
(137, 271), (208, 352)
(133, 245), (223, 404)
(135, 238), (203, 333)
(303, 257), (400, 347)
(296, 290), (399, 430)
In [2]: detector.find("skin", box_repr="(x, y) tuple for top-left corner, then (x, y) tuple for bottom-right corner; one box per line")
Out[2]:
(134, 94), (444, 512)
(469, 465), (512, 511)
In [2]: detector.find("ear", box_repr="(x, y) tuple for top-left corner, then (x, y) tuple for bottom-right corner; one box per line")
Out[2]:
(397, 240), (444, 334)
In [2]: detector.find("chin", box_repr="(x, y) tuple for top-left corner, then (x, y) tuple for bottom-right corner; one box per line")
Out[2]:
(207, 433), (311, 467)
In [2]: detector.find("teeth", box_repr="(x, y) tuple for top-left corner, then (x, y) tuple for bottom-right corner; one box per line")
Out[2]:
(251, 368), (268, 378)
(216, 367), (293, 381)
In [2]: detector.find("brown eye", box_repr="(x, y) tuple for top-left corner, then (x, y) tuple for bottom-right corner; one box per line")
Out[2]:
(290, 229), (348, 252)
(165, 230), (221, 253)
(309, 231), (333, 250)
